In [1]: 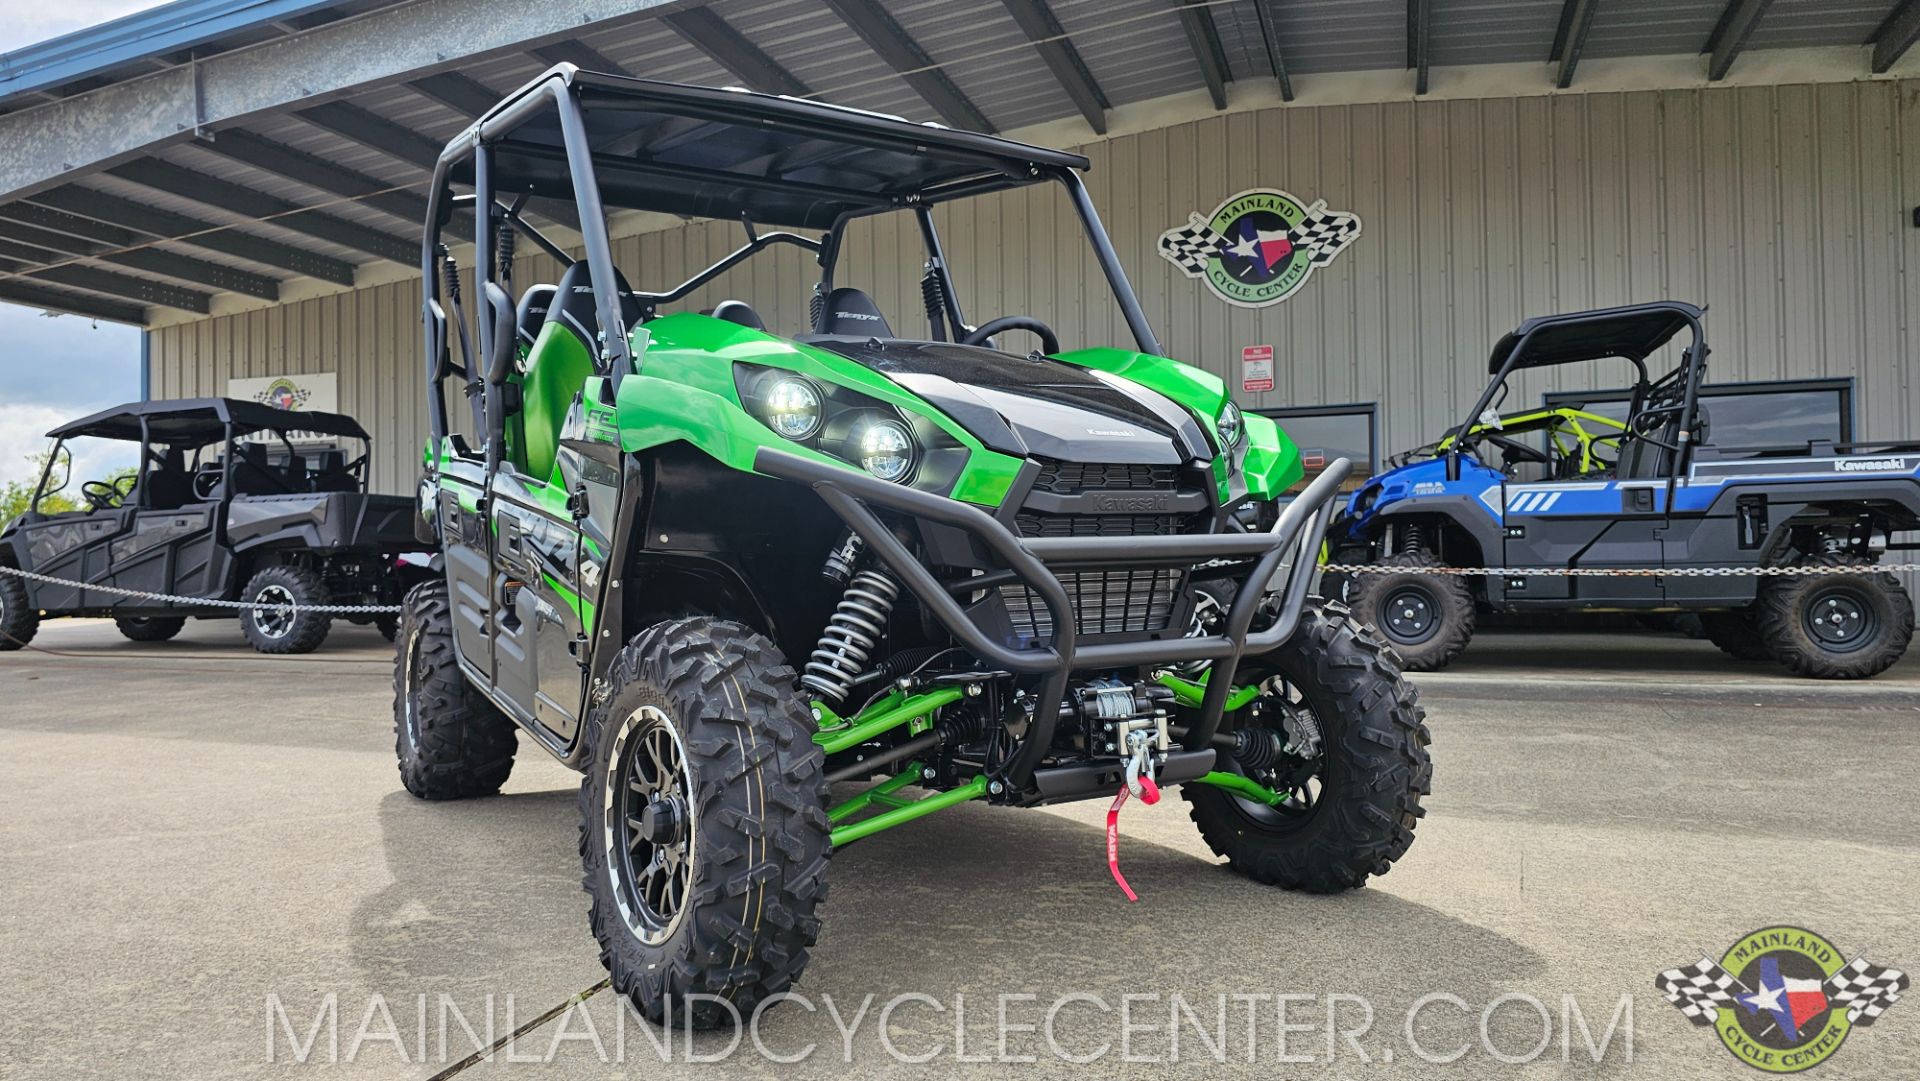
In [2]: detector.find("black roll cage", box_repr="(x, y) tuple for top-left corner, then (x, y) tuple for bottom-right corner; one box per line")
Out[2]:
(1448, 301), (1709, 489)
(419, 64), (1164, 457)
(34, 401), (371, 513)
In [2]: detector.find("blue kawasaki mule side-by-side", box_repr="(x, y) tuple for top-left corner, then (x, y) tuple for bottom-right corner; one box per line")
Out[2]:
(1329, 301), (1920, 679)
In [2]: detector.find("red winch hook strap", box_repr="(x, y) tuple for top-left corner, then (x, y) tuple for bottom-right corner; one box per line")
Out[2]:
(1105, 774), (1160, 902)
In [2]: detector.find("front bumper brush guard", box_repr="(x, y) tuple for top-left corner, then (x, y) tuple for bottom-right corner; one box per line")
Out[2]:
(753, 447), (1351, 793)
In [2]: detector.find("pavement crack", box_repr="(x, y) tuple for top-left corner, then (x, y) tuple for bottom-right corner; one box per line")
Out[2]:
(422, 979), (610, 1081)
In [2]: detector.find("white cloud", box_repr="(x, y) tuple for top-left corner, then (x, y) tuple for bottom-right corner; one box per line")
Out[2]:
(0, 403), (137, 493)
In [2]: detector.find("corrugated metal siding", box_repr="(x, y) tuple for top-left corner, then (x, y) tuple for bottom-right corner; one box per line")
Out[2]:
(152, 79), (1920, 494)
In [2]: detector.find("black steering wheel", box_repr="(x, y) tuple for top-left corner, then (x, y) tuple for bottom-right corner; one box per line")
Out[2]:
(192, 470), (221, 500)
(961, 316), (1060, 356)
(1484, 433), (1550, 468)
(82, 476), (133, 511)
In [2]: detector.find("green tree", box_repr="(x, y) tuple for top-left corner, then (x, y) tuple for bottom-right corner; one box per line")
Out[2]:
(1, 454), (81, 521)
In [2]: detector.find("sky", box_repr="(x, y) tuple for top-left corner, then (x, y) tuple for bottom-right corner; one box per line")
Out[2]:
(0, 0), (173, 490)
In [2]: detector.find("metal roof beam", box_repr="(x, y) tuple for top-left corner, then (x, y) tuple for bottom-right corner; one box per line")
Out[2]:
(26, 185), (354, 285)
(1552, 0), (1601, 88)
(0, 0), (345, 108)
(406, 72), (505, 119)
(195, 128), (466, 237)
(0, 0), (684, 200)
(821, 0), (997, 132)
(295, 99), (579, 233)
(1705, 0), (1777, 81)
(0, 207), (279, 299)
(529, 41), (633, 77)
(1247, 0), (1296, 101)
(106, 158), (415, 265)
(1408, 0), (1432, 94)
(0, 279), (146, 324)
(1871, 0), (1920, 73)
(663, 8), (811, 97)
(999, 0), (1111, 131)
(1174, 0), (1231, 110)
(0, 249), (210, 312)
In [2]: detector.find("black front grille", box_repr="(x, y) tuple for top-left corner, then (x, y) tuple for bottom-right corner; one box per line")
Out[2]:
(999, 569), (1184, 644)
(1014, 511), (1189, 538)
(1031, 460), (1180, 495)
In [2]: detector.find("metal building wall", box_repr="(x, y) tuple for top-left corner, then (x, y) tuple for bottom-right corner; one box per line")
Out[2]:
(150, 79), (1920, 492)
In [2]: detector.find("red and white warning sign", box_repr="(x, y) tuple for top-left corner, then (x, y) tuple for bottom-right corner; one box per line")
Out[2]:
(1241, 344), (1274, 393)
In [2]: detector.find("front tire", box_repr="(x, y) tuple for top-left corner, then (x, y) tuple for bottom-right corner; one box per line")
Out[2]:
(1345, 551), (1475, 670)
(1755, 555), (1914, 679)
(240, 565), (332, 654)
(1699, 611), (1773, 661)
(393, 580), (518, 799)
(115, 616), (186, 642)
(1184, 602), (1431, 893)
(0, 569), (38, 651)
(580, 617), (830, 1030)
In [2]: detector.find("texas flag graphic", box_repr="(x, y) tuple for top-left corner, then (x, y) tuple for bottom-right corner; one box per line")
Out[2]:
(1737, 956), (1831, 1042)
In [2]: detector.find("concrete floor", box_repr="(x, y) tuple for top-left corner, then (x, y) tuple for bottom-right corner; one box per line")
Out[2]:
(1, 618), (1916, 1080)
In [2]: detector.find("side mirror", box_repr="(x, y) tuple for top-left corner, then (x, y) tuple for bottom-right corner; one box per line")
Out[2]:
(425, 301), (451, 381)
(44, 443), (71, 495)
(483, 283), (516, 387)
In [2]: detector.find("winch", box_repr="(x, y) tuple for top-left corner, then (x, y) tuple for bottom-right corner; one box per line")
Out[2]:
(1073, 677), (1175, 795)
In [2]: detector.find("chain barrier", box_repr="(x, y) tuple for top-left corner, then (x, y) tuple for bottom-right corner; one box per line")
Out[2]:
(0, 564), (401, 614)
(7, 561), (1914, 620)
(1320, 563), (1920, 578)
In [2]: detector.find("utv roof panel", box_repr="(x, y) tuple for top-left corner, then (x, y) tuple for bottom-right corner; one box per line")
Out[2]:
(49, 397), (370, 444)
(460, 66), (1092, 230)
(1487, 301), (1705, 373)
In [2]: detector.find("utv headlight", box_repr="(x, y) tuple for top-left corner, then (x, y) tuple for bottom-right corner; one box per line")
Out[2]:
(1216, 400), (1245, 449)
(761, 377), (823, 440)
(857, 419), (916, 483)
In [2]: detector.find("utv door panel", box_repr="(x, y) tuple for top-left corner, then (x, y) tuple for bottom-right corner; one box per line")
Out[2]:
(1501, 482), (1665, 604)
(112, 505), (225, 603)
(16, 512), (131, 609)
(490, 477), (587, 740)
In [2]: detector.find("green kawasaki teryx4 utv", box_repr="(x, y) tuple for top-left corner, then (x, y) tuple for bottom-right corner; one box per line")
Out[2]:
(399, 66), (1430, 1026)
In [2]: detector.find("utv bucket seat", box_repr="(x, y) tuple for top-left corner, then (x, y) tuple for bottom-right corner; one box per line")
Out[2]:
(520, 263), (640, 481)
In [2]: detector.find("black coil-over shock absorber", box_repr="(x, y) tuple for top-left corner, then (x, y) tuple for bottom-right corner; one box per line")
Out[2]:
(801, 535), (903, 704)
(1399, 521), (1430, 556)
(919, 262), (949, 341)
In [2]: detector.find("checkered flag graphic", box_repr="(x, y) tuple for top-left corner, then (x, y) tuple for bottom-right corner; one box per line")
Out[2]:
(1157, 212), (1227, 275)
(1289, 200), (1361, 266)
(1825, 959), (1908, 1025)
(1657, 959), (1741, 1025)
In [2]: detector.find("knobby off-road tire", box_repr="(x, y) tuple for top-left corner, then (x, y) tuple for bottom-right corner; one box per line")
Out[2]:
(1699, 611), (1773, 662)
(0, 568), (38, 651)
(1315, 544), (1373, 605)
(1185, 602), (1431, 893)
(239, 564), (332, 654)
(115, 616), (186, 642)
(393, 581), (517, 799)
(1345, 551), (1475, 670)
(1755, 554), (1915, 679)
(579, 617), (830, 1030)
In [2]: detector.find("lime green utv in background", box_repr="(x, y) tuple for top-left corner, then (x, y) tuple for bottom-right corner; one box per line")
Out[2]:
(397, 66), (1431, 1028)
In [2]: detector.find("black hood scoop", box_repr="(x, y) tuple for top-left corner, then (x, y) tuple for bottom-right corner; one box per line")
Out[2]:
(803, 338), (1213, 465)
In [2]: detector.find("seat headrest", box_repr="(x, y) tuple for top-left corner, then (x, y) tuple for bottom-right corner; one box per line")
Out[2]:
(711, 299), (765, 331)
(818, 287), (894, 338)
(546, 262), (643, 349)
(516, 284), (557, 348)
